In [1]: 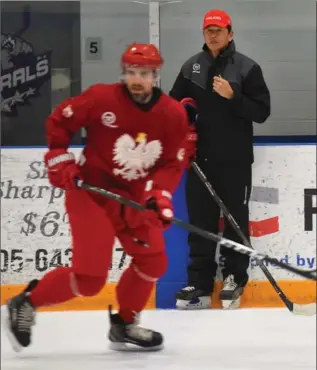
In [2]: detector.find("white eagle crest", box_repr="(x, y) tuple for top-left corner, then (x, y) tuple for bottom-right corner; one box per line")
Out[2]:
(113, 133), (162, 181)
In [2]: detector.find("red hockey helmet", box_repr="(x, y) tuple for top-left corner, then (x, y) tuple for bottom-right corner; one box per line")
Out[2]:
(121, 43), (164, 68)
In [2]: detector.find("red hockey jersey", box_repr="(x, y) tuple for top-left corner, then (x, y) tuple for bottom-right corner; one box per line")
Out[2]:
(46, 83), (189, 199)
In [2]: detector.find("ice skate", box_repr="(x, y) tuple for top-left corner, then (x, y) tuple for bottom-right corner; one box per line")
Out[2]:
(108, 306), (163, 351)
(2, 279), (38, 352)
(176, 286), (211, 310)
(220, 275), (244, 309)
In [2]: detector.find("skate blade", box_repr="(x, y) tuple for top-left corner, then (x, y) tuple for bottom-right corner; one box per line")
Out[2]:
(221, 297), (241, 310)
(176, 297), (211, 310)
(109, 341), (163, 352)
(1, 305), (23, 353)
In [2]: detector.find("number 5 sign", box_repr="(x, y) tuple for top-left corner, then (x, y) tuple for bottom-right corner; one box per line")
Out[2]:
(85, 37), (102, 61)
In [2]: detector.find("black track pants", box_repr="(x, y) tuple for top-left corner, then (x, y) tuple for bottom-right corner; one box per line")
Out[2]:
(185, 160), (252, 293)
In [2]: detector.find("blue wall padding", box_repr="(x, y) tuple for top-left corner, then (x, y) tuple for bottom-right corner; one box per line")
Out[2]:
(157, 173), (190, 308)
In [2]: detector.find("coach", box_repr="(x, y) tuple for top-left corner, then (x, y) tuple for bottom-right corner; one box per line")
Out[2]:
(170, 9), (271, 310)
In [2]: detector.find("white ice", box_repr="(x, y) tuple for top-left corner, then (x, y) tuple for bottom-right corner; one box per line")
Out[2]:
(1, 308), (316, 370)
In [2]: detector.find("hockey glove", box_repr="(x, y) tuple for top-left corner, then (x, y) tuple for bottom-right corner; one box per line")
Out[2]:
(44, 148), (82, 190)
(184, 125), (198, 165)
(180, 97), (198, 125)
(143, 189), (174, 230)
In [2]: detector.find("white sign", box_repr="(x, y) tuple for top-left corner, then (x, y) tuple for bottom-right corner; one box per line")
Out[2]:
(0, 148), (130, 284)
(0, 146), (316, 284)
(248, 145), (316, 280)
(211, 145), (316, 281)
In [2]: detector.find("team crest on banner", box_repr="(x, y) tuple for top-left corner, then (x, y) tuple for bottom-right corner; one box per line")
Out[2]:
(1, 33), (52, 116)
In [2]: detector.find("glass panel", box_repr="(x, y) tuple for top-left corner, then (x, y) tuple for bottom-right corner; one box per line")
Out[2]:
(160, 0), (316, 136)
(80, 1), (149, 90)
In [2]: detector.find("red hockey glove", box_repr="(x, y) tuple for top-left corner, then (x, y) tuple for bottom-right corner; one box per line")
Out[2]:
(180, 97), (198, 166)
(143, 189), (174, 230)
(184, 125), (198, 166)
(44, 148), (82, 190)
(180, 97), (198, 125)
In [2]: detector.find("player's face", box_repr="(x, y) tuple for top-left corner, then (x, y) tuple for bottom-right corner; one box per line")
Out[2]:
(203, 26), (233, 55)
(124, 67), (156, 103)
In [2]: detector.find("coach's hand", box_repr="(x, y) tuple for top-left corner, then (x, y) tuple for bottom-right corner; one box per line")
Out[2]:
(213, 76), (234, 99)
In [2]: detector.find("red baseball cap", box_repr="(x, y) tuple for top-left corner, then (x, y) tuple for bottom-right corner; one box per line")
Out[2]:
(202, 9), (232, 29)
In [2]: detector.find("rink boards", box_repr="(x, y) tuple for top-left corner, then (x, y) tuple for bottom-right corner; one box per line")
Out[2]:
(1, 145), (316, 310)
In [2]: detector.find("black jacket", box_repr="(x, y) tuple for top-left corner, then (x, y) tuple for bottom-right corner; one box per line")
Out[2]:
(169, 41), (271, 164)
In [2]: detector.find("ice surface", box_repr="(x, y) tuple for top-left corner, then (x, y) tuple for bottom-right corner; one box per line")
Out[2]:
(1, 308), (316, 370)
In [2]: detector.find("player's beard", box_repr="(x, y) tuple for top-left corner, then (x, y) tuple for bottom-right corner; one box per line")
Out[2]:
(129, 85), (153, 104)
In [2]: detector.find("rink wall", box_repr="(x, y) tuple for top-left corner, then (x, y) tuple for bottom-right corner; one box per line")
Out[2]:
(1, 144), (316, 311)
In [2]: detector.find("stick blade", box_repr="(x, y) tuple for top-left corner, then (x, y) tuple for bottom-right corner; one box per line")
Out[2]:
(292, 303), (316, 316)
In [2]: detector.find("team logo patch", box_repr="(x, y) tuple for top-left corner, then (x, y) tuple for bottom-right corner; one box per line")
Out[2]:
(192, 63), (200, 73)
(1, 33), (51, 116)
(177, 148), (185, 161)
(62, 105), (73, 118)
(113, 133), (162, 181)
(101, 111), (118, 128)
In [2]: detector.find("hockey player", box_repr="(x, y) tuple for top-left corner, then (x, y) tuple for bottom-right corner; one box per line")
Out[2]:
(4, 43), (196, 352)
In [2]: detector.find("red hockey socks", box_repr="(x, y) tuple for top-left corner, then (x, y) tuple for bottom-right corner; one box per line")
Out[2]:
(29, 267), (76, 307)
(29, 267), (106, 308)
(116, 264), (155, 323)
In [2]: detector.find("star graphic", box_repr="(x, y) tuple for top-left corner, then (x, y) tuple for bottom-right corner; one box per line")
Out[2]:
(1, 102), (12, 112)
(26, 87), (36, 96)
(13, 90), (24, 103)
(1, 96), (14, 112)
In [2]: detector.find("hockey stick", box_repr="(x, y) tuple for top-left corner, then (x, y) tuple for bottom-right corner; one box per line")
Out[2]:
(76, 180), (316, 283)
(191, 161), (316, 316)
